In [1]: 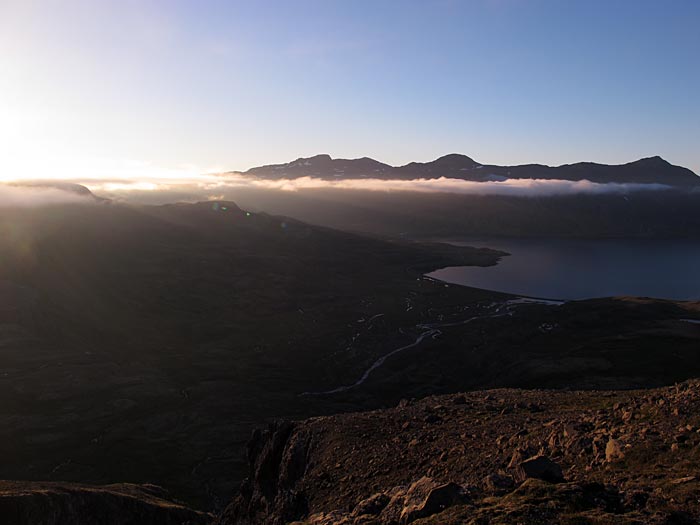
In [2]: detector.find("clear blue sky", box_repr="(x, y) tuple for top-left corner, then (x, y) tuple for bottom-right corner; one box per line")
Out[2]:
(1, 0), (698, 181)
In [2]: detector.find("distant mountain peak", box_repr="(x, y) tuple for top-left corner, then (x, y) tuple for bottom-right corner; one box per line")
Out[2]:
(435, 153), (479, 163)
(632, 155), (670, 166)
(302, 153), (332, 162)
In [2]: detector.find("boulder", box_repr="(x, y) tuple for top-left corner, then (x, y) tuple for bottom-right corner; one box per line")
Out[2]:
(483, 473), (515, 492)
(352, 493), (390, 517)
(514, 455), (564, 483)
(605, 438), (625, 462)
(397, 477), (470, 524)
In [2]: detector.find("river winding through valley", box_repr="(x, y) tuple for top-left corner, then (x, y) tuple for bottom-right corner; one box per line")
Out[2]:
(302, 297), (563, 396)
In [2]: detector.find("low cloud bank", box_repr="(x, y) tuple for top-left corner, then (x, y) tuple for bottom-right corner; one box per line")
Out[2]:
(222, 175), (673, 196)
(2, 175), (673, 206)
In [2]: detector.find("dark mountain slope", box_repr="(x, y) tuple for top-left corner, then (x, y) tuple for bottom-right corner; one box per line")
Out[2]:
(0, 200), (501, 508)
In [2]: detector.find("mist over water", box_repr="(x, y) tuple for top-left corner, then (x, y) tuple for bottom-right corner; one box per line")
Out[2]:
(428, 238), (700, 301)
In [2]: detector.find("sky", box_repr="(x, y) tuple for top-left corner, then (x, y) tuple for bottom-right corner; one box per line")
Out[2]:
(1, 0), (699, 183)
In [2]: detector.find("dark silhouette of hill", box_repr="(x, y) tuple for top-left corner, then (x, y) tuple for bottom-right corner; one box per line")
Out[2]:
(0, 481), (211, 524)
(9, 181), (108, 201)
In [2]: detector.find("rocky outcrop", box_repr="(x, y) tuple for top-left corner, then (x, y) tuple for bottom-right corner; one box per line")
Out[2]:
(216, 421), (313, 525)
(217, 381), (700, 524)
(0, 481), (209, 525)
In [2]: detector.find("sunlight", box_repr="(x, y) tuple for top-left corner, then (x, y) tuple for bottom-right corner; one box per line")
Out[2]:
(0, 101), (214, 184)
(0, 110), (210, 186)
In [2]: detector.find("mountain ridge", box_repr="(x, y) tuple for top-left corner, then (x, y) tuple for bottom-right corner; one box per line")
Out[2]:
(233, 154), (699, 186)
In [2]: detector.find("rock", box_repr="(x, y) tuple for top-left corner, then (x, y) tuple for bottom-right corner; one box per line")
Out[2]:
(671, 476), (697, 485)
(605, 438), (625, 462)
(483, 473), (515, 492)
(424, 414), (442, 424)
(452, 395), (468, 405)
(624, 490), (650, 510)
(507, 448), (526, 469)
(352, 493), (390, 517)
(563, 424), (579, 439)
(514, 455), (564, 483)
(293, 511), (346, 525)
(397, 477), (470, 524)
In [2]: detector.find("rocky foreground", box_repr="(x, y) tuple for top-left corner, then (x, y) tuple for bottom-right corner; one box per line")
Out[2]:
(218, 381), (700, 525)
(4, 381), (700, 524)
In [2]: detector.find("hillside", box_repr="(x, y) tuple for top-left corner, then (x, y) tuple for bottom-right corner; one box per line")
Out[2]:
(0, 199), (503, 507)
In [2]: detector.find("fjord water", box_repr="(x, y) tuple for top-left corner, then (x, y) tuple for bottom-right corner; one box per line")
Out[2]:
(428, 238), (700, 301)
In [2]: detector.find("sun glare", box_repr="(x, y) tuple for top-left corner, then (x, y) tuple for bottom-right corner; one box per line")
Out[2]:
(0, 108), (210, 187)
